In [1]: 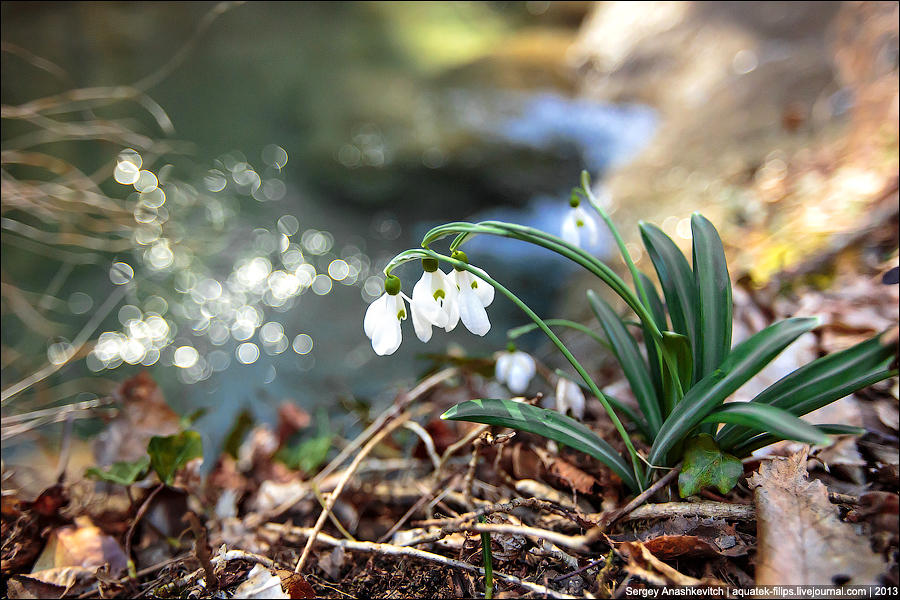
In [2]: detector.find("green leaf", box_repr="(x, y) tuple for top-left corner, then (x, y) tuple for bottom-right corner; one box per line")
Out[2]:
(678, 433), (743, 497)
(278, 434), (333, 473)
(717, 332), (896, 449)
(691, 213), (733, 381)
(442, 398), (639, 491)
(640, 222), (699, 371)
(85, 456), (150, 486)
(147, 430), (203, 486)
(702, 403), (829, 446)
(731, 424), (866, 457)
(648, 317), (820, 467)
(639, 272), (669, 403)
(587, 290), (662, 434)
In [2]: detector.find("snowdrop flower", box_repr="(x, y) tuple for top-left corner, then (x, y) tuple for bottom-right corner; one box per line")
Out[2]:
(410, 259), (457, 342)
(561, 194), (598, 248)
(450, 251), (494, 336)
(555, 378), (585, 420)
(364, 275), (407, 355)
(495, 345), (536, 394)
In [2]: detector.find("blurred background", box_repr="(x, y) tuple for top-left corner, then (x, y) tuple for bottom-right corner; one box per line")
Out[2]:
(2, 2), (897, 476)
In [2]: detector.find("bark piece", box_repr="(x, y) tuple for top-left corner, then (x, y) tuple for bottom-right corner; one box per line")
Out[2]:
(748, 450), (886, 585)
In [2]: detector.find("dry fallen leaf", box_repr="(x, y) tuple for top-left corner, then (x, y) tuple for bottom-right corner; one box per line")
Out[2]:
(619, 541), (726, 588)
(548, 456), (598, 494)
(614, 516), (750, 558)
(748, 450), (887, 585)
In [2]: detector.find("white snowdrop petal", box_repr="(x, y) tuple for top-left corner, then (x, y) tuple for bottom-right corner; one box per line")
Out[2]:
(471, 273), (494, 307)
(364, 294), (389, 338)
(458, 289), (490, 336)
(495, 353), (512, 384)
(411, 300), (433, 342)
(561, 213), (580, 246)
(372, 318), (402, 355)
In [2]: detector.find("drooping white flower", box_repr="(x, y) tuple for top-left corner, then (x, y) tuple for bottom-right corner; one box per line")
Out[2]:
(555, 378), (585, 420)
(495, 349), (536, 394)
(410, 266), (457, 342)
(561, 205), (599, 248)
(451, 268), (494, 336)
(364, 279), (407, 355)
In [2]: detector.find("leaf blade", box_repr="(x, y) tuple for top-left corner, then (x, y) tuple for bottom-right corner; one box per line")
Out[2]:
(648, 316), (821, 467)
(587, 290), (662, 434)
(702, 403), (830, 447)
(691, 213), (732, 380)
(147, 430), (203, 486)
(442, 398), (638, 491)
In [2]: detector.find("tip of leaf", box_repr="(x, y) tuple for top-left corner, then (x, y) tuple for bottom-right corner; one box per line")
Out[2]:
(440, 407), (456, 420)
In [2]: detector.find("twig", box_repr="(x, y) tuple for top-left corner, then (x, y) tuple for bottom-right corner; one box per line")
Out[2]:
(377, 475), (458, 544)
(621, 501), (756, 522)
(414, 496), (596, 529)
(124, 483), (165, 571)
(399, 522), (599, 551)
(315, 367), (457, 484)
(1, 282), (130, 403)
(268, 525), (579, 599)
(293, 410), (412, 573)
(155, 549), (275, 595)
(437, 424), (490, 473)
(600, 463), (681, 528)
(403, 421), (441, 471)
(184, 512), (218, 590)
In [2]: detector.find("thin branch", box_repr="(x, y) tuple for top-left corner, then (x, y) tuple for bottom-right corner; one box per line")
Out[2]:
(268, 525), (580, 599)
(621, 501), (756, 522)
(294, 410), (413, 573)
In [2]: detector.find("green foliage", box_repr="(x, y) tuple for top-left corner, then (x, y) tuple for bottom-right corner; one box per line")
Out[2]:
(389, 171), (896, 495)
(85, 456), (150, 486)
(677, 434), (743, 497)
(442, 398), (639, 491)
(277, 433), (333, 474)
(147, 430), (203, 486)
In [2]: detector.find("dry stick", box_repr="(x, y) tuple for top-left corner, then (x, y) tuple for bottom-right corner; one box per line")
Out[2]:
(600, 463), (681, 528)
(400, 522), (598, 552)
(294, 410), (413, 573)
(315, 367), (457, 485)
(415, 497), (595, 529)
(124, 483), (165, 572)
(156, 549), (276, 595)
(621, 501), (756, 522)
(403, 421), (441, 471)
(377, 475), (460, 544)
(270, 525), (579, 599)
(437, 424), (490, 473)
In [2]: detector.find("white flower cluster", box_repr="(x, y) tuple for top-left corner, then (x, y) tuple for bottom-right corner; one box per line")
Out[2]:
(364, 259), (494, 356)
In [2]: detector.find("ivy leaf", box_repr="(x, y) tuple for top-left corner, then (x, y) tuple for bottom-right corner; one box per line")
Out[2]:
(147, 430), (203, 486)
(678, 433), (743, 497)
(278, 434), (332, 474)
(85, 456), (150, 486)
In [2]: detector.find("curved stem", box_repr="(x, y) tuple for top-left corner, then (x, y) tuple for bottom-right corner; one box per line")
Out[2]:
(507, 319), (612, 352)
(419, 221), (664, 342)
(387, 248), (645, 488)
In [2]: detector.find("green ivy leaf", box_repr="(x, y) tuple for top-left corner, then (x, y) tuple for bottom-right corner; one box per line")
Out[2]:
(85, 456), (150, 486)
(278, 434), (333, 474)
(147, 430), (203, 486)
(678, 433), (743, 497)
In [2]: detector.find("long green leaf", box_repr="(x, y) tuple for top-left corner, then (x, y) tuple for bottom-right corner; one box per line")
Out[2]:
(717, 332), (896, 449)
(587, 290), (662, 434)
(441, 398), (639, 491)
(702, 403), (829, 446)
(731, 424), (866, 457)
(638, 272), (667, 407)
(640, 222), (699, 371)
(691, 213), (732, 380)
(659, 331), (693, 416)
(648, 317), (820, 467)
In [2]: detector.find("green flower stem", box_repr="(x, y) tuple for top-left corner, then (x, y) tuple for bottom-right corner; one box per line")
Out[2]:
(508, 319), (612, 352)
(479, 515), (493, 599)
(421, 221), (664, 343)
(580, 170), (652, 310)
(385, 248), (646, 488)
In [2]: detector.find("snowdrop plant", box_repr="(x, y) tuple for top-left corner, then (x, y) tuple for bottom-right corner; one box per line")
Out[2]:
(494, 345), (537, 394)
(366, 171), (897, 494)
